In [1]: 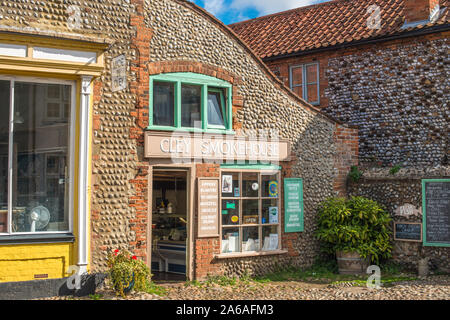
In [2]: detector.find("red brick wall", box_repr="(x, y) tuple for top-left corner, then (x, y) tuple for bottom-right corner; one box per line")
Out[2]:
(194, 163), (223, 279)
(333, 125), (359, 197)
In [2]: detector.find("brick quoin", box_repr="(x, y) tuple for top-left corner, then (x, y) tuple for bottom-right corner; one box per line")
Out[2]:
(333, 124), (359, 197)
(127, 0), (152, 262)
(194, 163), (223, 279)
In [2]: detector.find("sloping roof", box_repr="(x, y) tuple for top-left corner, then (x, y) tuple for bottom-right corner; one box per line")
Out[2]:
(229, 0), (450, 60)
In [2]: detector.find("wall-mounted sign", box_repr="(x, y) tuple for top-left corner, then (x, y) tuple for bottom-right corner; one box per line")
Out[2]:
(422, 179), (450, 247)
(111, 54), (127, 92)
(198, 178), (219, 238)
(284, 178), (304, 233)
(394, 222), (422, 242)
(144, 132), (291, 162)
(394, 204), (421, 218)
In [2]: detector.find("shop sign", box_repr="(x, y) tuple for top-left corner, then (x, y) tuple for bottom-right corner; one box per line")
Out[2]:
(284, 178), (304, 233)
(144, 132), (290, 162)
(111, 54), (127, 92)
(198, 178), (220, 238)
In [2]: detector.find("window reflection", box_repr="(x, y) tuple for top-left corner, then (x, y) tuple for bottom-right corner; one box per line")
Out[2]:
(4, 82), (72, 233)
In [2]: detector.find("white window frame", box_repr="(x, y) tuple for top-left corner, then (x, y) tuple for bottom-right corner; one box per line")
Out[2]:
(0, 75), (76, 236)
(289, 63), (320, 105)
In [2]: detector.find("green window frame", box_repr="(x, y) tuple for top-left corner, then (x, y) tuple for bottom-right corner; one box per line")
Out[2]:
(149, 73), (233, 134)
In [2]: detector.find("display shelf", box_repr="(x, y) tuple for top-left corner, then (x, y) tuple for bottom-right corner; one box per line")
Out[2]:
(152, 213), (186, 219)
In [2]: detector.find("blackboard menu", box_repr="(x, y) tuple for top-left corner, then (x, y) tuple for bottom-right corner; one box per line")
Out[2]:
(423, 180), (450, 246)
(394, 222), (422, 242)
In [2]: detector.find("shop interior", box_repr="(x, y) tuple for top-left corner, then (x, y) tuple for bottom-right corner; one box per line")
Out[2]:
(151, 170), (188, 281)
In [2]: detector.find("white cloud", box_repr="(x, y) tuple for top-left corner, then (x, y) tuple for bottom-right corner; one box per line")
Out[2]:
(230, 0), (322, 15)
(202, 0), (226, 15)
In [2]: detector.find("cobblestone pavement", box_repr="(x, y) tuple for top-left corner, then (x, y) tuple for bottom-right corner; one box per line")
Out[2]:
(38, 276), (449, 300)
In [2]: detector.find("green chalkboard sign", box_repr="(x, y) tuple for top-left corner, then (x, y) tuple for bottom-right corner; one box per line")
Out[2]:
(284, 178), (304, 233)
(422, 179), (450, 247)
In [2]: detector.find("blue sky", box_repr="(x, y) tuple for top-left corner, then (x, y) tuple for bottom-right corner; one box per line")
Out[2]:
(191, 0), (329, 24)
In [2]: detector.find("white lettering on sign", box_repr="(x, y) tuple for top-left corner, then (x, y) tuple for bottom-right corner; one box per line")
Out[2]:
(394, 204), (421, 218)
(198, 179), (219, 237)
(145, 131), (290, 163)
(111, 55), (127, 92)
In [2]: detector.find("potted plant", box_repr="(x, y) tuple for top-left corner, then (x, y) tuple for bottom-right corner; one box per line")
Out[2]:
(107, 249), (151, 297)
(315, 196), (392, 274)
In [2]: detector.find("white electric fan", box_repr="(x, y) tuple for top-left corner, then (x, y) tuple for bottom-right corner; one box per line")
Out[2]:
(28, 206), (50, 232)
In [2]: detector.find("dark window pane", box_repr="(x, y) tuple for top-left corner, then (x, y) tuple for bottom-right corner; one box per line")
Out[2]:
(181, 84), (201, 128)
(242, 199), (259, 224)
(153, 81), (175, 126)
(0, 80), (10, 232)
(222, 199), (239, 226)
(12, 82), (71, 233)
(207, 90), (225, 127)
(242, 172), (258, 197)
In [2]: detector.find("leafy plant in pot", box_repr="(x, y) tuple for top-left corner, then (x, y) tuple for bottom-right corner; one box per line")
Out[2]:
(315, 197), (393, 274)
(107, 249), (151, 297)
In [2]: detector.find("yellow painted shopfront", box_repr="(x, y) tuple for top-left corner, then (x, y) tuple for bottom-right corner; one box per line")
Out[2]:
(0, 30), (107, 285)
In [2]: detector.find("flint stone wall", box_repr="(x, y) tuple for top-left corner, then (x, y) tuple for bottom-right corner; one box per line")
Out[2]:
(348, 167), (450, 273)
(0, 0), (357, 278)
(324, 37), (449, 167)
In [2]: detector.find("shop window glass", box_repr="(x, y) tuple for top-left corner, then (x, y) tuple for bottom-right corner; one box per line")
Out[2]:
(153, 81), (175, 127)
(0, 80), (72, 234)
(222, 227), (240, 253)
(262, 225), (279, 251)
(242, 227), (259, 252)
(221, 171), (280, 254)
(221, 172), (239, 198)
(242, 172), (258, 198)
(181, 84), (201, 128)
(0, 80), (10, 233)
(222, 199), (239, 226)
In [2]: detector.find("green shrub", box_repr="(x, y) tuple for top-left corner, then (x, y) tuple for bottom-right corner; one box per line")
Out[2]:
(107, 249), (151, 297)
(348, 166), (363, 182)
(315, 196), (392, 264)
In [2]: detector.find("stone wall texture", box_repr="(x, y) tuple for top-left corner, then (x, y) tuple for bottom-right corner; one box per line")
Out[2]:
(348, 167), (450, 273)
(0, 0), (357, 279)
(265, 32), (449, 167)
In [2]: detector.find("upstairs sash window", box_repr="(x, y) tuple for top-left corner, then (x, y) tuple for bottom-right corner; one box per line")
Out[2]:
(289, 63), (320, 105)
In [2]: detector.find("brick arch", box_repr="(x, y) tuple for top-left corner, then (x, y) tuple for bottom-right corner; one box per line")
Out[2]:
(147, 60), (242, 85)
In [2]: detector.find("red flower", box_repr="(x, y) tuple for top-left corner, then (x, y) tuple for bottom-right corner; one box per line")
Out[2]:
(132, 256), (137, 260)
(114, 249), (119, 253)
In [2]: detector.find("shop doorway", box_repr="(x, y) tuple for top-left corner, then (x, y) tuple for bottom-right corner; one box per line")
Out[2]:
(151, 169), (188, 282)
